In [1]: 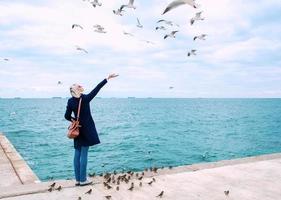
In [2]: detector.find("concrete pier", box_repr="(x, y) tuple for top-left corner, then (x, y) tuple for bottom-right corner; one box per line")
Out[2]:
(0, 133), (39, 187)
(0, 133), (281, 200)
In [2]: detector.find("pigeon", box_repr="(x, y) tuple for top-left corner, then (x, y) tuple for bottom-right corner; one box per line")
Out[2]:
(105, 196), (112, 200)
(47, 187), (53, 192)
(72, 24), (83, 29)
(169, 86), (174, 89)
(155, 26), (166, 31)
(49, 182), (56, 188)
(128, 182), (134, 191)
(193, 34), (207, 41)
(163, 0), (199, 15)
(139, 182), (142, 187)
(78, 197), (82, 200)
(113, 7), (125, 16)
(116, 186), (119, 191)
(56, 186), (62, 191)
(121, 0), (136, 10)
(136, 18), (143, 28)
(3, 58), (9, 61)
(123, 31), (134, 37)
(148, 180), (153, 185)
(85, 189), (92, 194)
(91, 0), (102, 7)
(187, 49), (197, 56)
(76, 46), (88, 54)
(190, 11), (204, 25)
(224, 190), (230, 196)
(57, 81), (62, 85)
(156, 191), (164, 198)
(164, 31), (179, 39)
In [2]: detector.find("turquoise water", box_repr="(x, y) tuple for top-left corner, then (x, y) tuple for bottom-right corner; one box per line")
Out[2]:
(0, 98), (281, 181)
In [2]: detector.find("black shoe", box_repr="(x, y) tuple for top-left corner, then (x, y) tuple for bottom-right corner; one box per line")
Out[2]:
(80, 180), (93, 186)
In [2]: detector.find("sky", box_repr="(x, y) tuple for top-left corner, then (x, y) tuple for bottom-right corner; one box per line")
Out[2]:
(0, 0), (281, 98)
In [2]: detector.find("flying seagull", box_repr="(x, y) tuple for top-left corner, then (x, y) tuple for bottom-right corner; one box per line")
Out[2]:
(163, 0), (199, 15)
(72, 24), (83, 29)
(76, 46), (88, 54)
(94, 27), (106, 33)
(194, 34), (207, 41)
(164, 30), (179, 39)
(3, 58), (9, 61)
(136, 18), (143, 28)
(123, 31), (134, 37)
(169, 86), (174, 89)
(141, 40), (155, 44)
(91, 0), (102, 7)
(93, 24), (104, 29)
(113, 7), (125, 16)
(157, 19), (176, 26)
(190, 11), (204, 25)
(155, 26), (166, 31)
(121, 0), (136, 10)
(187, 49), (197, 56)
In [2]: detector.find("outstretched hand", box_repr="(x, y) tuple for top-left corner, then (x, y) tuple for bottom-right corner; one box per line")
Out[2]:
(107, 73), (119, 81)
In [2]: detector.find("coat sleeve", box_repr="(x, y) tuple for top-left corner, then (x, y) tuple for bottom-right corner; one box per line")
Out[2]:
(64, 101), (74, 121)
(85, 79), (107, 102)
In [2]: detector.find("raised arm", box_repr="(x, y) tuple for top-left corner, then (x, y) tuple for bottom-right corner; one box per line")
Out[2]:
(85, 79), (108, 102)
(85, 74), (119, 102)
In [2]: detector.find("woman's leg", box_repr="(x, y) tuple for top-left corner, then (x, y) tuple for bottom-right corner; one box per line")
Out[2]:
(74, 147), (81, 182)
(80, 146), (89, 182)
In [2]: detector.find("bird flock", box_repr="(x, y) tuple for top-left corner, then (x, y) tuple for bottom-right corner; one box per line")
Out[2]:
(72, 0), (207, 58)
(47, 167), (170, 199)
(47, 166), (231, 199)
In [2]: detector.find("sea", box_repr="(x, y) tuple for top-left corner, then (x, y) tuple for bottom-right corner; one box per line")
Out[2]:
(0, 98), (281, 181)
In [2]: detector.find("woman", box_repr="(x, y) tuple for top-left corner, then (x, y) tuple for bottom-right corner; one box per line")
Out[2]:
(64, 74), (118, 186)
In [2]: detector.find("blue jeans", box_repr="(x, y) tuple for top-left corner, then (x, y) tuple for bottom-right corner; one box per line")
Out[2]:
(74, 146), (89, 182)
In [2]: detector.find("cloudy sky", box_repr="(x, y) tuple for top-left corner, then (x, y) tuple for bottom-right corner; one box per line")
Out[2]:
(0, 0), (281, 98)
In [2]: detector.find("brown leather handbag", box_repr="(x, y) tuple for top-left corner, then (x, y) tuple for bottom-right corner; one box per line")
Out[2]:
(67, 98), (82, 139)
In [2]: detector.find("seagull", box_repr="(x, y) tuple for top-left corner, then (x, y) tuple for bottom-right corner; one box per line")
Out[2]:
(72, 24), (83, 29)
(164, 30), (179, 39)
(190, 11), (204, 25)
(93, 24), (104, 29)
(76, 46), (88, 54)
(94, 27), (106, 33)
(193, 34), (207, 41)
(141, 40), (155, 45)
(113, 7), (125, 16)
(162, 0), (199, 15)
(187, 49), (197, 56)
(121, 0), (136, 10)
(169, 86), (174, 89)
(136, 18), (143, 28)
(90, 0), (102, 7)
(157, 19), (174, 26)
(155, 26), (166, 31)
(3, 58), (9, 61)
(123, 31), (134, 37)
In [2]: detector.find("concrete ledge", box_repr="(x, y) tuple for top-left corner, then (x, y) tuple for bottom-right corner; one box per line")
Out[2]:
(0, 133), (40, 185)
(0, 152), (281, 199)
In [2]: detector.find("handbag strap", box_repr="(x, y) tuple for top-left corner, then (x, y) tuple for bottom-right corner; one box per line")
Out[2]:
(77, 98), (82, 120)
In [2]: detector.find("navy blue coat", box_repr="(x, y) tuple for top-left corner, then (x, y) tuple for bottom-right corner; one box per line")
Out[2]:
(64, 79), (107, 149)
